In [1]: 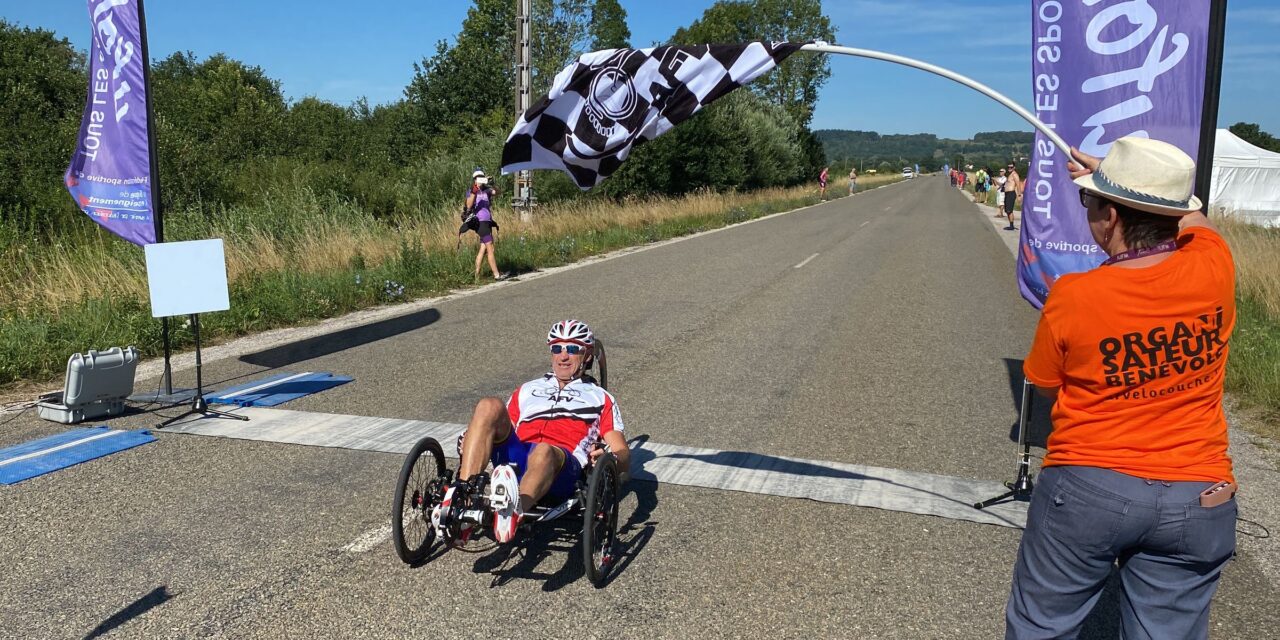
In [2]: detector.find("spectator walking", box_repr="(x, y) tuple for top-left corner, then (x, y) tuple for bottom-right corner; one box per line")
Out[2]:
(1003, 163), (1022, 229)
(848, 167), (858, 195)
(819, 166), (830, 200)
(1007, 137), (1237, 640)
(465, 169), (502, 280)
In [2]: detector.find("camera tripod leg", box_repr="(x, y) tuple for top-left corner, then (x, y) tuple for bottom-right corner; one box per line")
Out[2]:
(974, 378), (1038, 511)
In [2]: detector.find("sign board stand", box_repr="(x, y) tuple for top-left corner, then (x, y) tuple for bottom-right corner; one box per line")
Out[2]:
(159, 313), (246, 426)
(144, 239), (248, 426)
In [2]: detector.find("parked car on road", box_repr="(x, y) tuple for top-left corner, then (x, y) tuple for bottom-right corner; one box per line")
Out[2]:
(902, 168), (915, 179)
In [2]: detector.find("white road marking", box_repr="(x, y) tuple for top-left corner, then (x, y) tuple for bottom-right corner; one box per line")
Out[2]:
(165, 406), (1029, 529)
(860, 220), (870, 228)
(215, 371), (313, 399)
(0, 430), (125, 467)
(793, 253), (820, 269)
(342, 524), (392, 553)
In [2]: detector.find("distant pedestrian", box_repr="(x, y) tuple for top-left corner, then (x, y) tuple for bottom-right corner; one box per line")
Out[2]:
(1004, 163), (1023, 230)
(995, 168), (1008, 216)
(974, 168), (988, 203)
(848, 167), (858, 194)
(819, 166), (830, 200)
(465, 169), (503, 280)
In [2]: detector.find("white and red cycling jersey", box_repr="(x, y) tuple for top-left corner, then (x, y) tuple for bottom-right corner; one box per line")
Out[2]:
(506, 374), (624, 466)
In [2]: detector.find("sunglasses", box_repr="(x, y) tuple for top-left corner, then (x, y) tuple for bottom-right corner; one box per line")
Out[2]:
(549, 344), (585, 355)
(1078, 189), (1107, 209)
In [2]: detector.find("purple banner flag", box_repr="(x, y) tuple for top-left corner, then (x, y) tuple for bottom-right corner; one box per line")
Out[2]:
(65, 0), (155, 246)
(1018, 1), (1211, 307)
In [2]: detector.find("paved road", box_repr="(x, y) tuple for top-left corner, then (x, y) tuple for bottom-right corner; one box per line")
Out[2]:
(2, 177), (1276, 638)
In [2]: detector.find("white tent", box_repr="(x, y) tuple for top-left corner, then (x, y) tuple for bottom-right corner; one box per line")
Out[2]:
(1210, 128), (1280, 227)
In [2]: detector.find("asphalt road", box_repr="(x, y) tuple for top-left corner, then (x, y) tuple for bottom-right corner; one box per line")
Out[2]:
(2, 176), (1276, 639)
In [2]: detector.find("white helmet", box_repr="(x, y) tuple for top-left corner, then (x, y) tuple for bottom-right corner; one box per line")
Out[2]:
(472, 169), (486, 179)
(547, 319), (594, 346)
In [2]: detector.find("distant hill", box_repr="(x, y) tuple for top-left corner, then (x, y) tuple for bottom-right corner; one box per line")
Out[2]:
(815, 129), (1034, 172)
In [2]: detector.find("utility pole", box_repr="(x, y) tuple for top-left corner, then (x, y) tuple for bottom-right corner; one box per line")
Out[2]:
(514, 0), (535, 221)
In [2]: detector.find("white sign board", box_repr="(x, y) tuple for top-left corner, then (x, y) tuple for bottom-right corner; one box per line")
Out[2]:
(145, 239), (231, 318)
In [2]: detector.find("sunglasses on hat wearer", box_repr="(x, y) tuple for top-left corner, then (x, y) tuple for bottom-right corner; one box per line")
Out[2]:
(550, 343), (585, 355)
(1079, 189), (1111, 210)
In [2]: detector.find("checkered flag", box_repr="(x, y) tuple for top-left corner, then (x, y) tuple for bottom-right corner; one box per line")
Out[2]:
(501, 42), (804, 190)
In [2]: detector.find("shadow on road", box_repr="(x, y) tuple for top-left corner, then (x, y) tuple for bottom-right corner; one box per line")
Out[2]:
(1003, 358), (1053, 448)
(238, 307), (442, 369)
(84, 585), (175, 639)
(632, 436), (1021, 528)
(1078, 572), (1123, 639)
(477, 435), (660, 590)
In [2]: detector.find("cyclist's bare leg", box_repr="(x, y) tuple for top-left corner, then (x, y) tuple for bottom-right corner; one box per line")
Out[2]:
(517, 443), (565, 512)
(458, 397), (513, 480)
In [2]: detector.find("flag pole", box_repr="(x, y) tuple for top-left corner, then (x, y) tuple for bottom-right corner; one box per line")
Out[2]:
(137, 0), (173, 395)
(800, 42), (1071, 157)
(1195, 0), (1228, 214)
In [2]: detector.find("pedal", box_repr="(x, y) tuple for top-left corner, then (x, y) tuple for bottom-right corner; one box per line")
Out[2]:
(489, 483), (513, 511)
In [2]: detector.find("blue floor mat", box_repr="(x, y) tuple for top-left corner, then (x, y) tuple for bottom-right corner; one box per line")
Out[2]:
(204, 371), (352, 407)
(0, 427), (155, 485)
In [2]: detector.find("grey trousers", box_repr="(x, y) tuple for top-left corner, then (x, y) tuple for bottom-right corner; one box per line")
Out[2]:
(1006, 465), (1236, 640)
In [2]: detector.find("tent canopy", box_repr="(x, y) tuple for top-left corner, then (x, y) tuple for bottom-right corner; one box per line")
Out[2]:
(1210, 129), (1280, 227)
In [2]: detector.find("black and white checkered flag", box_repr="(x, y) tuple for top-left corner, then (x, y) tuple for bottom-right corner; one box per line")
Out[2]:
(501, 42), (804, 190)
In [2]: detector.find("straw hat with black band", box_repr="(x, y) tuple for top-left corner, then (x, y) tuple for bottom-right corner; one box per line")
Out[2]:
(1073, 137), (1202, 217)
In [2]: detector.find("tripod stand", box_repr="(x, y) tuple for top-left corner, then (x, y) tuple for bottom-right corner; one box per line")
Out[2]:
(161, 314), (249, 427)
(974, 377), (1036, 510)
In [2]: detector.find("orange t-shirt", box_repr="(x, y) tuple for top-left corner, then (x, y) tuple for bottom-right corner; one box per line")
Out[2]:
(1024, 225), (1235, 483)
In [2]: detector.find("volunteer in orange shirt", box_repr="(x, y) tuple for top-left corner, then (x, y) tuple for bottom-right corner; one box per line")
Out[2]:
(1006, 137), (1237, 640)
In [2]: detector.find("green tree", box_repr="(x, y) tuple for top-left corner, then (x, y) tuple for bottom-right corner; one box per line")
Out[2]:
(150, 52), (288, 208)
(0, 21), (86, 236)
(603, 90), (806, 196)
(590, 0), (631, 49)
(285, 97), (357, 164)
(403, 0), (593, 157)
(671, 0), (835, 127)
(532, 0), (593, 96)
(404, 0), (516, 153)
(1229, 122), (1280, 153)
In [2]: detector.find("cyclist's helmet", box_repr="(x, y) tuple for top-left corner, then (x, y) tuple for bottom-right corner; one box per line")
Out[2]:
(547, 319), (594, 346)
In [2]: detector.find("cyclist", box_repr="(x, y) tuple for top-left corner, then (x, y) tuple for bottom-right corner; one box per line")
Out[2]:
(437, 320), (629, 543)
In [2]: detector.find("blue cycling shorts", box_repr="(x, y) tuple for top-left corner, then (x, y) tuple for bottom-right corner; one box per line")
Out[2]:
(489, 431), (582, 500)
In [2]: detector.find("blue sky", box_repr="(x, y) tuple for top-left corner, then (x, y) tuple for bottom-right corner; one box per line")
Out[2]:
(3, 1), (1276, 140)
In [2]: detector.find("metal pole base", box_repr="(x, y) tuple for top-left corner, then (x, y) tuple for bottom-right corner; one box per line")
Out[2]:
(974, 377), (1038, 511)
(974, 467), (1035, 510)
(158, 313), (248, 427)
(159, 396), (250, 427)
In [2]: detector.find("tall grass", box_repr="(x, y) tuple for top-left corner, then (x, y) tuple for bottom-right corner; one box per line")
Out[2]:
(0, 175), (901, 387)
(1218, 216), (1280, 433)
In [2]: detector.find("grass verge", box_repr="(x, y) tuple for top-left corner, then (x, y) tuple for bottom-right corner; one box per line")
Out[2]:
(1220, 217), (1280, 436)
(0, 176), (900, 387)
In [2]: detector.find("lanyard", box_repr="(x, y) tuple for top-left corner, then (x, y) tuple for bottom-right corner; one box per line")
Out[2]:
(1101, 239), (1178, 266)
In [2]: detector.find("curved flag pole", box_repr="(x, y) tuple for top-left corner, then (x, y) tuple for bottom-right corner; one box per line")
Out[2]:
(801, 42), (1072, 158)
